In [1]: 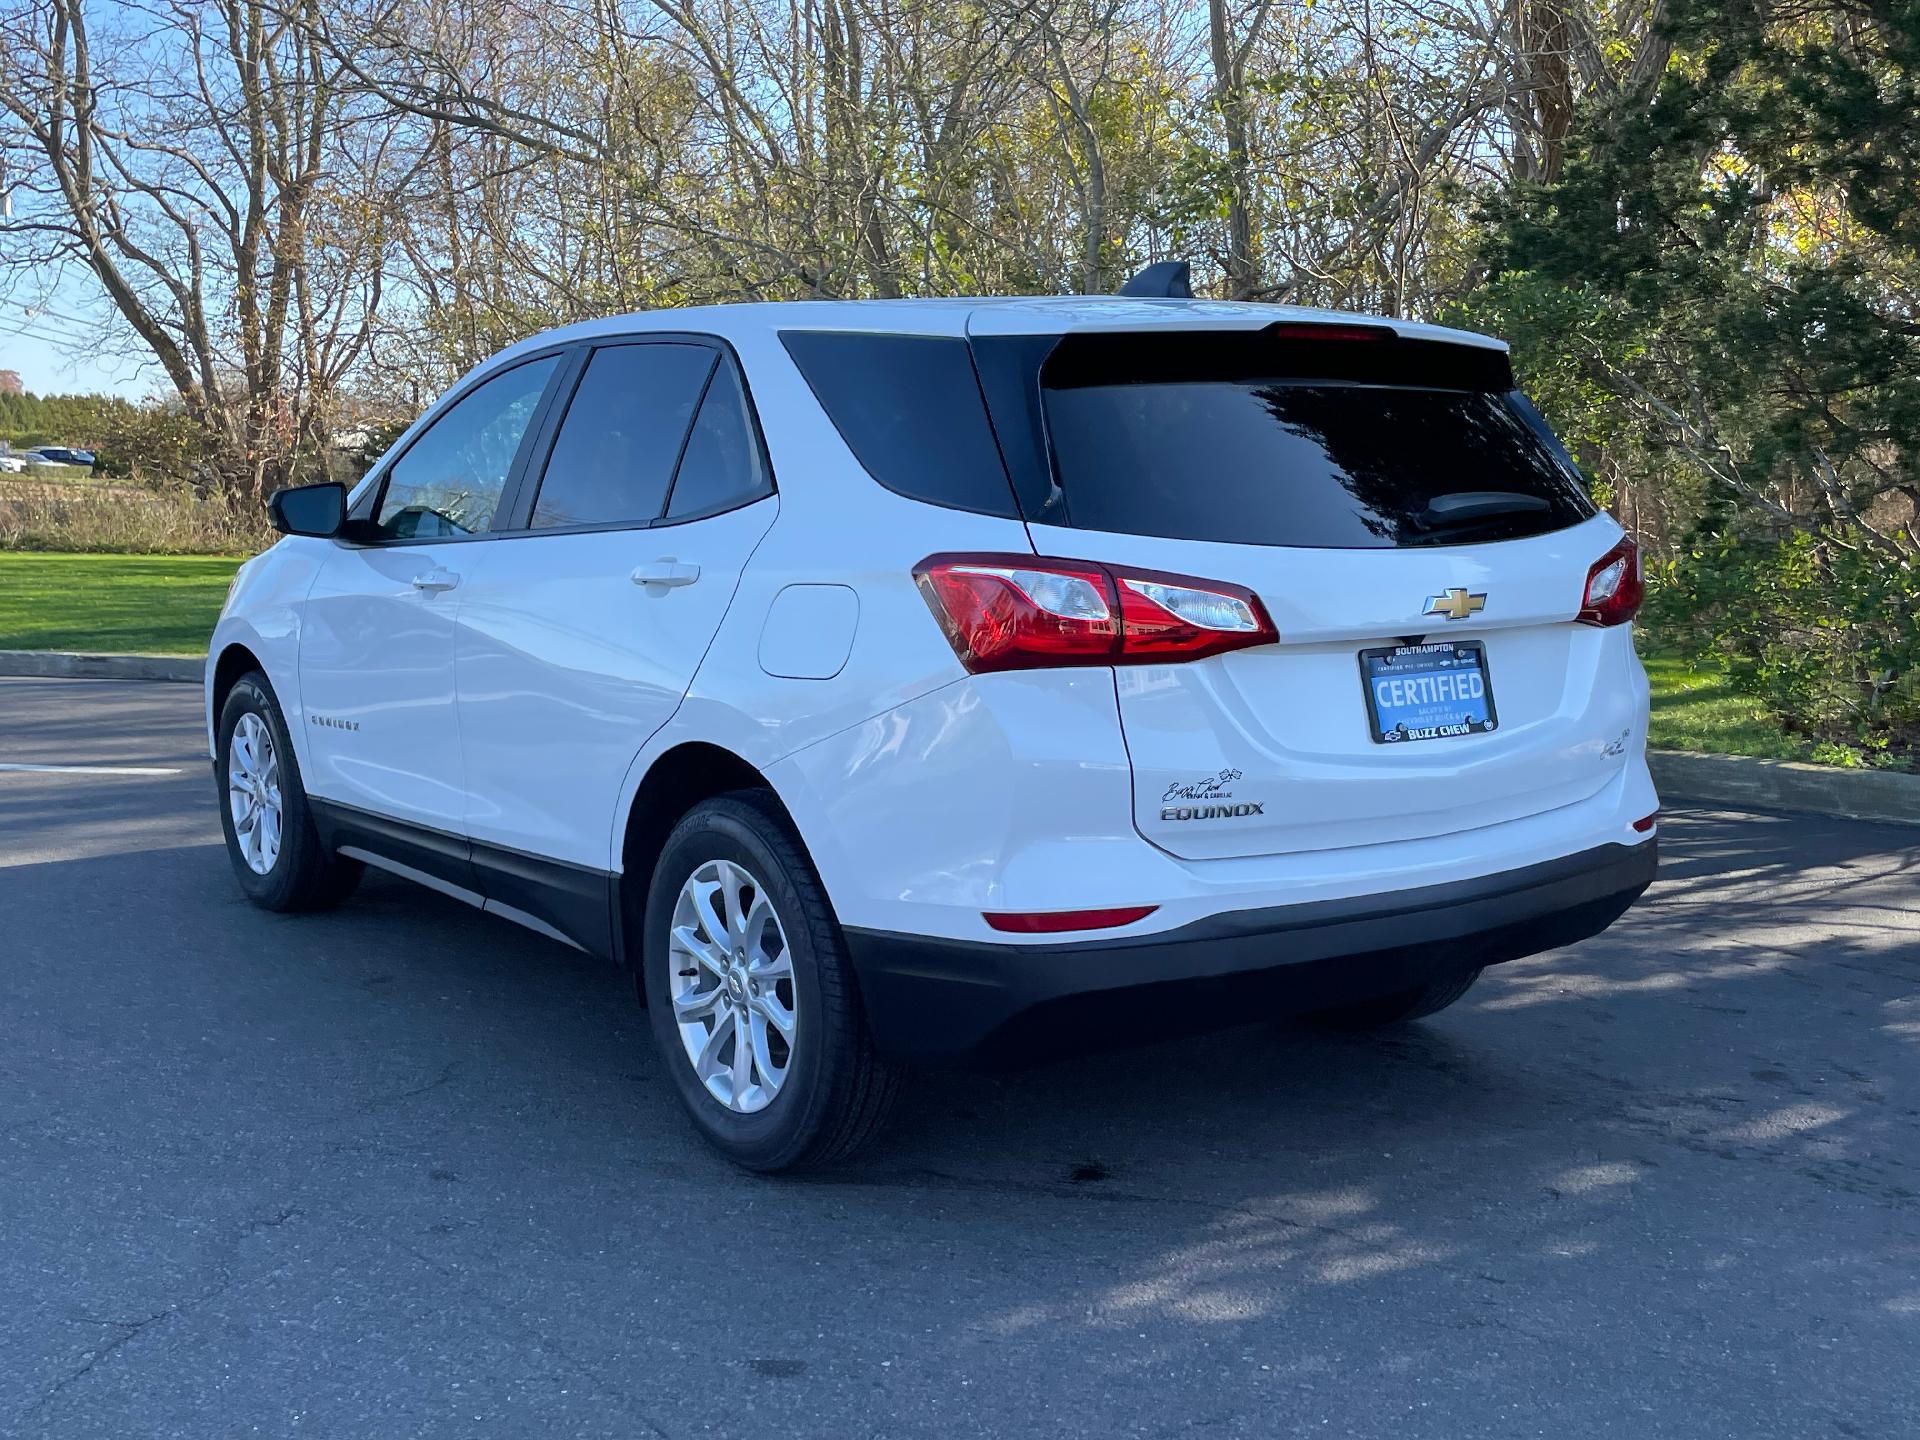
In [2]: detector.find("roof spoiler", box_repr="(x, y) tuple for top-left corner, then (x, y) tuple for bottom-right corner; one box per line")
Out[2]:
(1116, 261), (1192, 299)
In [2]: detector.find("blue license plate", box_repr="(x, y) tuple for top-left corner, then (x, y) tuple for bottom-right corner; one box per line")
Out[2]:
(1359, 641), (1498, 744)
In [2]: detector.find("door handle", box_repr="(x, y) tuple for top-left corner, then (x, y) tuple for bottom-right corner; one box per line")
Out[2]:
(411, 569), (460, 592)
(631, 560), (700, 588)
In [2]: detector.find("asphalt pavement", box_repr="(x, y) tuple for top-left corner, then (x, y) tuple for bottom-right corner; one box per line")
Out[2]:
(2, 675), (1917, 1439)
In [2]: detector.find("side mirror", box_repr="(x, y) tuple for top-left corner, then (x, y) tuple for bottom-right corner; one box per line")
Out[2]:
(268, 481), (347, 538)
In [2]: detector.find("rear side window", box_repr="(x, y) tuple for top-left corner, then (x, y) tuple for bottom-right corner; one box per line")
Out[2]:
(1033, 331), (1595, 548)
(780, 331), (1019, 516)
(530, 343), (716, 529)
(665, 360), (771, 520)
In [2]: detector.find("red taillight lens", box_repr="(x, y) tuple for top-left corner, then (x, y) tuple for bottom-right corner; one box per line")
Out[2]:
(915, 554), (1277, 673)
(983, 905), (1158, 934)
(1578, 536), (1643, 627)
(913, 557), (1118, 671)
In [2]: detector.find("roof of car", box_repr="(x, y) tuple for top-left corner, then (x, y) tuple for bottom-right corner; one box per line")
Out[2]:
(486, 295), (1505, 372)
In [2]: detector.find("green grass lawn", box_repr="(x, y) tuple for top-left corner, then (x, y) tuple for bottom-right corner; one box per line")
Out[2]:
(0, 552), (243, 654)
(1642, 653), (1807, 761)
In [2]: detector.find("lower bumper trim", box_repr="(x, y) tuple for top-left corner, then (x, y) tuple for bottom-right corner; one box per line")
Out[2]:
(843, 838), (1657, 1065)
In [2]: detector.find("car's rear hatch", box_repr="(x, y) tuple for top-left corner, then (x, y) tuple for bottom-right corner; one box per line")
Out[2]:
(969, 318), (1640, 861)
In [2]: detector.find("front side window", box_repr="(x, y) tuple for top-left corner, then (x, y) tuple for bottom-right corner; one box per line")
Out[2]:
(374, 355), (559, 539)
(529, 343), (716, 530)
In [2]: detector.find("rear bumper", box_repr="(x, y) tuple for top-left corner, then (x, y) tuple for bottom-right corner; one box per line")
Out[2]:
(844, 837), (1657, 1065)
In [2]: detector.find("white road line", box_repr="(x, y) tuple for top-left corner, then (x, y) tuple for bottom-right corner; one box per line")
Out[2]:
(0, 762), (185, 776)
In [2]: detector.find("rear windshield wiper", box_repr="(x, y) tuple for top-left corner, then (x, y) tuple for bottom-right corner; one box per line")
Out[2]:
(1415, 491), (1552, 530)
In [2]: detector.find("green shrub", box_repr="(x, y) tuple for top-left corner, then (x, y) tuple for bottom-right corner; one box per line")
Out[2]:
(1643, 534), (1920, 767)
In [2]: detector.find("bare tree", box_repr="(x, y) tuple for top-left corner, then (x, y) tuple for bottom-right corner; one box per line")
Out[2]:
(1208, 0), (1272, 298)
(0, 0), (400, 494)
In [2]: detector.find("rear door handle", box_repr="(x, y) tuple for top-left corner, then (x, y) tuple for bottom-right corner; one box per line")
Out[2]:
(411, 569), (460, 592)
(631, 560), (700, 589)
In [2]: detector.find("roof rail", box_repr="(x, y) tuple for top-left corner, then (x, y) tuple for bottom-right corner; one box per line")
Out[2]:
(1116, 261), (1193, 299)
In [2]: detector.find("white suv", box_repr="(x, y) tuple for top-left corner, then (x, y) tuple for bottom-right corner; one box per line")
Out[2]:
(208, 274), (1658, 1170)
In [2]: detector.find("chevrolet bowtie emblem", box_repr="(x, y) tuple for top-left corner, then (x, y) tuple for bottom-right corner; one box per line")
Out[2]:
(1423, 588), (1487, 622)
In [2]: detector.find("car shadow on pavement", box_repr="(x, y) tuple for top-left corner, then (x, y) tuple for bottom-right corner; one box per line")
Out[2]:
(5, 810), (1919, 1436)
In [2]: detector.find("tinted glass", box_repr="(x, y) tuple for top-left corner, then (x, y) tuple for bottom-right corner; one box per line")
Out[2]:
(969, 334), (1062, 521)
(375, 356), (558, 539)
(1041, 381), (1595, 548)
(665, 361), (770, 520)
(531, 343), (717, 529)
(780, 331), (1019, 516)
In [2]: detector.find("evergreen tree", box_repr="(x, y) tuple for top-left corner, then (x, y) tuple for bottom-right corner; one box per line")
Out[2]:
(1463, 0), (1920, 761)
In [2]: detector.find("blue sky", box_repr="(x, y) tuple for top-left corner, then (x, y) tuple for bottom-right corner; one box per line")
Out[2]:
(0, 289), (154, 400)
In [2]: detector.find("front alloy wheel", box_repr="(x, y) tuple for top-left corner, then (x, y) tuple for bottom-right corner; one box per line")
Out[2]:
(668, 859), (798, 1113)
(226, 711), (284, 875)
(214, 671), (361, 912)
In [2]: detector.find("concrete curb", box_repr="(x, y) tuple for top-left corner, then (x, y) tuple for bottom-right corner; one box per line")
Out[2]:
(0, 649), (203, 684)
(1650, 749), (1920, 828)
(2, 650), (1914, 826)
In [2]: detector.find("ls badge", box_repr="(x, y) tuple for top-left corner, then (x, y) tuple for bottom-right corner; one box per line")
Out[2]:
(1423, 588), (1487, 622)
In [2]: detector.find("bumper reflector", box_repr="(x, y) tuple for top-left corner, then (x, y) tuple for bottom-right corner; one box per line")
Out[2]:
(984, 906), (1158, 935)
(1632, 811), (1659, 833)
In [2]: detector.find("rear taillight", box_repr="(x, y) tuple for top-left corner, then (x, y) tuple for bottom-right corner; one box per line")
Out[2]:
(915, 554), (1277, 673)
(1578, 536), (1643, 627)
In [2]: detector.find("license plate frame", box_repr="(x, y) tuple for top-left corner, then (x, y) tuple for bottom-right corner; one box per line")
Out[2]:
(1358, 640), (1498, 745)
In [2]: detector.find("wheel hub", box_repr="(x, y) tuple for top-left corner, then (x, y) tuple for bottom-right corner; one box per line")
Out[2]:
(666, 859), (797, 1114)
(226, 712), (283, 876)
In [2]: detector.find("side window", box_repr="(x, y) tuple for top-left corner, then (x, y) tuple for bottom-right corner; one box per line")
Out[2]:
(664, 360), (771, 520)
(779, 330), (1019, 516)
(375, 356), (559, 539)
(529, 343), (716, 530)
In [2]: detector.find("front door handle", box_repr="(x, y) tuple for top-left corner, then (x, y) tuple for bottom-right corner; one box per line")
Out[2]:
(411, 569), (460, 592)
(631, 560), (700, 589)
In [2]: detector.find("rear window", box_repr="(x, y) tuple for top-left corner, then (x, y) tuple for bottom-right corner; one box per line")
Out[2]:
(985, 327), (1597, 548)
(779, 331), (1020, 517)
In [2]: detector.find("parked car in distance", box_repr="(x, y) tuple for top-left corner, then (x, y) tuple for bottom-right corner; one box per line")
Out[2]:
(0, 454), (25, 473)
(207, 264), (1659, 1171)
(27, 446), (95, 467)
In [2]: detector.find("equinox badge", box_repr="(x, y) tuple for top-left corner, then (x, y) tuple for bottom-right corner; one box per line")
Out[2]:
(1161, 802), (1266, 822)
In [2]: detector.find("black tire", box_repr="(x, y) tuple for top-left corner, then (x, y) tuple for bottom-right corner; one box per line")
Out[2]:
(1303, 967), (1483, 1030)
(641, 790), (900, 1172)
(215, 672), (361, 912)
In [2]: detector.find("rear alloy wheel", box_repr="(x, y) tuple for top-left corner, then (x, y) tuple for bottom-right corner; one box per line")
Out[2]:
(666, 858), (798, 1114)
(1303, 967), (1484, 1030)
(215, 672), (361, 912)
(643, 791), (900, 1171)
